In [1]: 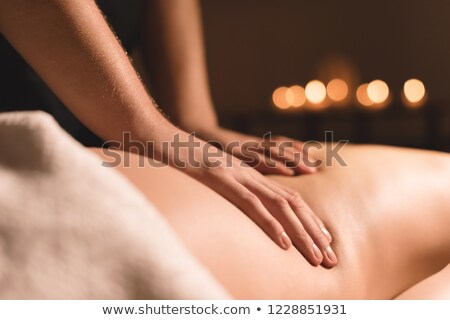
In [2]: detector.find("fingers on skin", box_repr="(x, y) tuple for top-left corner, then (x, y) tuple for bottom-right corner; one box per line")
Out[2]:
(235, 149), (296, 176)
(231, 136), (316, 176)
(242, 179), (326, 267)
(286, 139), (321, 172)
(274, 135), (304, 151)
(289, 197), (337, 268)
(223, 179), (293, 250)
(254, 157), (296, 176)
(311, 214), (333, 243)
(207, 163), (335, 267)
(261, 179), (337, 268)
(262, 147), (312, 175)
(268, 137), (317, 175)
(281, 149), (317, 175)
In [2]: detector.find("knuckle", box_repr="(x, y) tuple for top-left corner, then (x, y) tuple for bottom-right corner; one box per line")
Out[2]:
(261, 216), (279, 232)
(273, 194), (289, 207)
(242, 192), (260, 205)
(311, 228), (328, 243)
(288, 192), (304, 206)
(207, 163), (227, 175)
(293, 228), (309, 242)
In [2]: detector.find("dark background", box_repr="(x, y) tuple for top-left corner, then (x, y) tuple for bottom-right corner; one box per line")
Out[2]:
(1, 0), (448, 151)
(200, 0), (450, 151)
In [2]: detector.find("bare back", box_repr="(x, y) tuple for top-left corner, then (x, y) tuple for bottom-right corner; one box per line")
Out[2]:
(92, 145), (450, 299)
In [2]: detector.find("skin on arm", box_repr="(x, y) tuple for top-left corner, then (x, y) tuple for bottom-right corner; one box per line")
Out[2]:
(0, 0), (335, 266)
(0, 0), (164, 145)
(140, 0), (218, 137)
(139, 0), (315, 175)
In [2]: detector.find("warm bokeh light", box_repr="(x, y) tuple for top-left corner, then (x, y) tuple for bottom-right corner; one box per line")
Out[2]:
(326, 79), (349, 102)
(356, 83), (373, 107)
(288, 85), (306, 107)
(272, 87), (290, 109)
(367, 80), (389, 104)
(404, 79), (426, 104)
(285, 87), (296, 106)
(305, 80), (327, 104)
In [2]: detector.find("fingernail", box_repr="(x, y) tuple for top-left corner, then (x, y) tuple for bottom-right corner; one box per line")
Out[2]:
(325, 246), (337, 263)
(313, 243), (323, 261)
(280, 168), (295, 176)
(287, 169), (296, 176)
(280, 231), (292, 249)
(321, 227), (332, 242)
(301, 166), (316, 174)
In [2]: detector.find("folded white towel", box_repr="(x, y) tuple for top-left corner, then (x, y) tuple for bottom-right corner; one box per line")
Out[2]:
(0, 111), (229, 299)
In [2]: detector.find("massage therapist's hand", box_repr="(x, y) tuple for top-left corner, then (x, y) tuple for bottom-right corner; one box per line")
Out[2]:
(176, 138), (337, 268)
(139, 0), (315, 176)
(0, 0), (335, 268)
(194, 126), (317, 176)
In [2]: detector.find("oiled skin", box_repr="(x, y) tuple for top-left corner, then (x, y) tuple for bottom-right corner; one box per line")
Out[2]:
(396, 264), (450, 299)
(93, 145), (450, 299)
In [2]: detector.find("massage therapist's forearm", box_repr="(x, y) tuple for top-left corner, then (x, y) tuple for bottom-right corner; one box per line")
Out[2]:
(0, 0), (338, 265)
(139, 0), (317, 176)
(0, 0), (176, 155)
(141, 0), (218, 132)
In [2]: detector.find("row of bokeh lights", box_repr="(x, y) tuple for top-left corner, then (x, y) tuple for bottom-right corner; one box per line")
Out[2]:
(273, 79), (427, 111)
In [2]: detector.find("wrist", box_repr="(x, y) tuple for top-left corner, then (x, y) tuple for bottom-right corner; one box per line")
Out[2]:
(178, 115), (219, 134)
(148, 124), (209, 171)
(169, 99), (219, 133)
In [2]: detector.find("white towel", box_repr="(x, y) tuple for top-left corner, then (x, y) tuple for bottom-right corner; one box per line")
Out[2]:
(0, 111), (229, 299)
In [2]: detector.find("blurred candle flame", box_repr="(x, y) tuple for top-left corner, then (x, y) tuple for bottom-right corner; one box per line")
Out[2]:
(288, 85), (306, 108)
(327, 79), (349, 102)
(305, 80), (327, 104)
(403, 79), (426, 108)
(367, 80), (389, 104)
(272, 86), (290, 109)
(356, 83), (373, 107)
